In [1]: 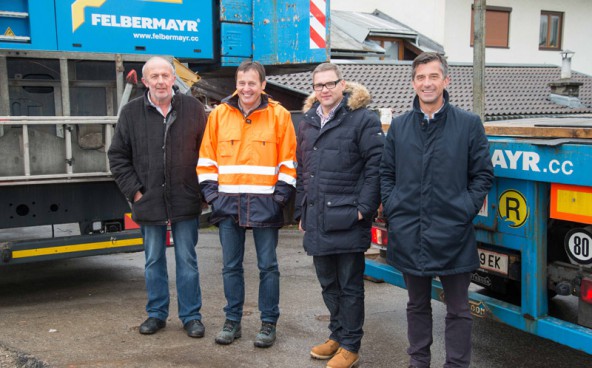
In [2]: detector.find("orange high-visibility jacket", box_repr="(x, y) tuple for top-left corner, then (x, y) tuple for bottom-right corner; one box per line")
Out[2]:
(197, 93), (297, 227)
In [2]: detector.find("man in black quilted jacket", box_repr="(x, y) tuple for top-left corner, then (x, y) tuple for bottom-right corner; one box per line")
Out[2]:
(108, 56), (207, 339)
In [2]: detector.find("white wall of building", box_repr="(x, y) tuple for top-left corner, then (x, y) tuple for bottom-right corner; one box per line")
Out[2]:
(444, 0), (591, 75)
(332, 0), (592, 75)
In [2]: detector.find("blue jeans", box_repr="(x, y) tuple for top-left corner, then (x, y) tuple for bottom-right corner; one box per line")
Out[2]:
(404, 272), (472, 368)
(313, 252), (365, 353)
(218, 218), (280, 323)
(141, 218), (202, 325)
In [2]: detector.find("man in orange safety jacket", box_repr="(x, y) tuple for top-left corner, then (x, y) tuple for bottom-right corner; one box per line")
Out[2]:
(197, 61), (296, 349)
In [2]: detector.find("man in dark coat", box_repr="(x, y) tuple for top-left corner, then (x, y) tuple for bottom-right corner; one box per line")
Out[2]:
(108, 56), (207, 338)
(380, 52), (493, 368)
(295, 62), (384, 368)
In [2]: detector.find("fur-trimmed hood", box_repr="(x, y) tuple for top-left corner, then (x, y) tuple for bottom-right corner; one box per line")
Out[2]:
(302, 82), (371, 112)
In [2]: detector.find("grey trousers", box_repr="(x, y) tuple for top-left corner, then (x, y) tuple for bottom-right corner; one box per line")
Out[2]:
(403, 272), (472, 368)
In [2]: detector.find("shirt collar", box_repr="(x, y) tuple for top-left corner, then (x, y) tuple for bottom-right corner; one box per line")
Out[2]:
(422, 103), (444, 120)
(316, 101), (342, 128)
(147, 89), (174, 117)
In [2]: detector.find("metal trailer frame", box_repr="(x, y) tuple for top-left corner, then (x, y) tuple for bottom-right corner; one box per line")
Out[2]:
(1, 230), (144, 265)
(365, 136), (592, 355)
(0, 50), (152, 266)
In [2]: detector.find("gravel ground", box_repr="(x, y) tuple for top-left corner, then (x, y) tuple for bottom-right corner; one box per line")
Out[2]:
(0, 344), (48, 368)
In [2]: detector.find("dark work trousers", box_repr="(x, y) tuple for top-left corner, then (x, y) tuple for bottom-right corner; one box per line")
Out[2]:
(404, 272), (472, 368)
(313, 252), (366, 353)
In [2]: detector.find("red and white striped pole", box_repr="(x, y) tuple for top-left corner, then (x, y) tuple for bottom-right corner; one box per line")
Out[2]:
(309, 0), (327, 49)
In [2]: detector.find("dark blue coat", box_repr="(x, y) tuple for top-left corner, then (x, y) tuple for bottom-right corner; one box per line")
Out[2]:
(295, 83), (385, 256)
(380, 91), (494, 276)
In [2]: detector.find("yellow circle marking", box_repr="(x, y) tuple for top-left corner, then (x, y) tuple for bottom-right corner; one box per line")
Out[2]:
(498, 189), (529, 228)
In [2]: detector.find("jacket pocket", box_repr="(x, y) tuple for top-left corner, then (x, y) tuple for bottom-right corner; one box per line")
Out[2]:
(300, 195), (308, 231)
(323, 195), (358, 232)
(211, 194), (238, 219)
(462, 190), (476, 222)
(252, 131), (278, 162)
(218, 139), (236, 157)
(383, 187), (399, 218)
(217, 130), (241, 158)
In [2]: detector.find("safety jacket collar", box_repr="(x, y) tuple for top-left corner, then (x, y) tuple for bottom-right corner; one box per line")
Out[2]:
(222, 91), (274, 116)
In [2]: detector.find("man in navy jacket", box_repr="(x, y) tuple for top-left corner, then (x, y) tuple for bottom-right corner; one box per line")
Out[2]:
(380, 52), (493, 368)
(295, 62), (384, 368)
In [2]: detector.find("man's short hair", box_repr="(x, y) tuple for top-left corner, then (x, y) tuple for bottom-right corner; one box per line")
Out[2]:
(411, 52), (448, 79)
(312, 62), (343, 80)
(142, 56), (175, 79)
(236, 61), (266, 82)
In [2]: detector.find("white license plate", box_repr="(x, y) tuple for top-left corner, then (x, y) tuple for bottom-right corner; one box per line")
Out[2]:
(478, 248), (509, 276)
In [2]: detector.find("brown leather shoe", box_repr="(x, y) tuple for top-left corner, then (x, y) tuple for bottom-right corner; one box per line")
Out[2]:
(310, 339), (340, 360)
(326, 347), (359, 368)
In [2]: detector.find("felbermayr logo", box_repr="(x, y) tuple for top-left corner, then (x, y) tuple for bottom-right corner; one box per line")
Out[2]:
(71, 0), (184, 32)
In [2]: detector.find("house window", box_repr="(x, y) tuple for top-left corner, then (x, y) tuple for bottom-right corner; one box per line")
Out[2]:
(471, 6), (511, 48)
(539, 11), (563, 50)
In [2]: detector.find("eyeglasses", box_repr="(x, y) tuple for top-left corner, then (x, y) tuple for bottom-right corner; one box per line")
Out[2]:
(312, 79), (342, 91)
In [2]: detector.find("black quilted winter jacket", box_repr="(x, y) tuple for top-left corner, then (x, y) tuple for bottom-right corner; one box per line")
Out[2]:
(108, 90), (207, 225)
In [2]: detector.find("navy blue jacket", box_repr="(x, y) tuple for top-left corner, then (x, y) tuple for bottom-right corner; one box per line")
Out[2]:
(295, 83), (385, 256)
(380, 91), (493, 276)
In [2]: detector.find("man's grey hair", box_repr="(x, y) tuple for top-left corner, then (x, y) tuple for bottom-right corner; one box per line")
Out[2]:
(142, 56), (176, 78)
(411, 52), (448, 79)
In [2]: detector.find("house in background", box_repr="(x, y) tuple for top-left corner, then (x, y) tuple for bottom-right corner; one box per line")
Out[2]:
(330, 10), (443, 60)
(331, 0), (592, 76)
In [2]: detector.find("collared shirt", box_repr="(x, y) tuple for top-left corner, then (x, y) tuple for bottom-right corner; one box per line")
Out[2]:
(421, 98), (445, 124)
(147, 90), (174, 117)
(422, 104), (444, 124)
(238, 96), (262, 117)
(316, 101), (342, 128)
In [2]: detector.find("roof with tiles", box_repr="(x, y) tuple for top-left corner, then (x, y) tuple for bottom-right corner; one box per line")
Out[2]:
(267, 62), (592, 119)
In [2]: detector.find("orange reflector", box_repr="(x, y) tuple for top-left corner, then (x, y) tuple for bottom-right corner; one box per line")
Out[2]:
(124, 213), (140, 230)
(582, 278), (592, 305)
(550, 184), (592, 225)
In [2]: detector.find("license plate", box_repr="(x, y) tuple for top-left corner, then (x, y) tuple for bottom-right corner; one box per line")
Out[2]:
(478, 248), (509, 276)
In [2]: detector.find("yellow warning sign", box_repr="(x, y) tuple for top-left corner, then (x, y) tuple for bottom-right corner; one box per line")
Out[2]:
(498, 189), (529, 228)
(4, 27), (15, 37)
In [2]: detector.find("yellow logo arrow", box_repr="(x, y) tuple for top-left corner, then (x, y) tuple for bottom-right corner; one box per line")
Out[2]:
(71, 0), (107, 32)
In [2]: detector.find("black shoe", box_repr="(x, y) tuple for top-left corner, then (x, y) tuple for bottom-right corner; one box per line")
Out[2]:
(139, 317), (166, 335)
(184, 319), (205, 338)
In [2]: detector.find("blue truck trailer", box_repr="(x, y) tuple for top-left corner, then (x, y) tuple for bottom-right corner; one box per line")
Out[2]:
(0, 0), (329, 265)
(367, 117), (592, 354)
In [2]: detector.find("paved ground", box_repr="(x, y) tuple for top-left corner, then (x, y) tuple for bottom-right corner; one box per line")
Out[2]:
(1, 229), (592, 367)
